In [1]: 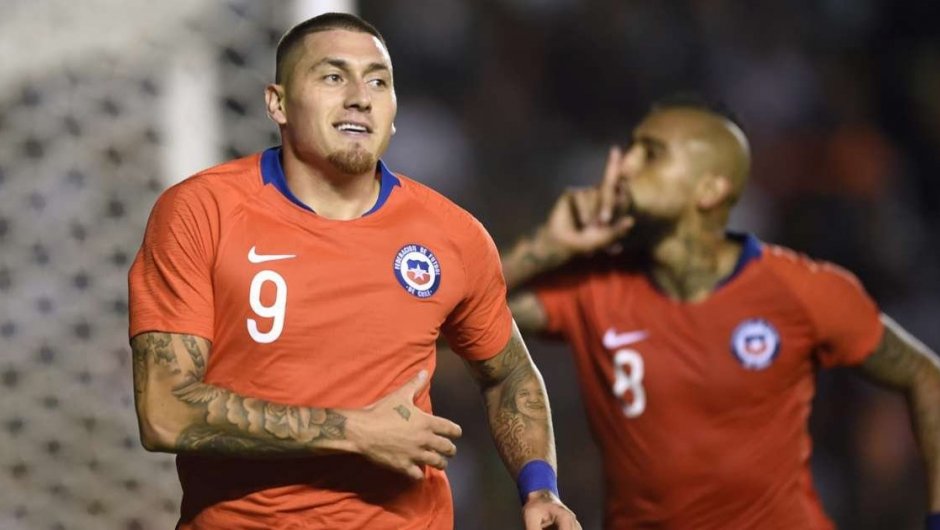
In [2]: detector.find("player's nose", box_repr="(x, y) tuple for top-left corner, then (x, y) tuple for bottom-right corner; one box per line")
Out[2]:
(343, 80), (372, 112)
(620, 145), (644, 176)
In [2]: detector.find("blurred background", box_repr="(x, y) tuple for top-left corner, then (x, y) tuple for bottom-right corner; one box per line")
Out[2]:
(1, 0), (937, 528)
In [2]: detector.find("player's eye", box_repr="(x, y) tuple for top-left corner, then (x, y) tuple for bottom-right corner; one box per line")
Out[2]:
(367, 78), (387, 88)
(323, 73), (343, 84)
(645, 146), (661, 162)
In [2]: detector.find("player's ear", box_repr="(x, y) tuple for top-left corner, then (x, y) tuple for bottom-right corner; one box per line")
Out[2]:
(696, 173), (733, 211)
(265, 84), (288, 125)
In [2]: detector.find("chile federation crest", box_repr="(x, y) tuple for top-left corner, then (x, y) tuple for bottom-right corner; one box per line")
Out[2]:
(394, 244), (442, 298)
(730, 318), (780, 370)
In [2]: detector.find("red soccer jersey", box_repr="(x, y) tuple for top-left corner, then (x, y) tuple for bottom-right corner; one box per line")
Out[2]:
(128, 148), (512, 530)
(535, 234), (884, 529)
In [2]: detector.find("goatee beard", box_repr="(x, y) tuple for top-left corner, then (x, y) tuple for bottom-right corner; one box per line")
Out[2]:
(327, 149), (375, 175)
(616, 211), (676, 266)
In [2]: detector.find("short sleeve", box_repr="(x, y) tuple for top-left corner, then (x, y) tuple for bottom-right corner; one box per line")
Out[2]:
(441, 217), (512, 361)
(128, 181), (219, 341)
(784, 256), (883, 368)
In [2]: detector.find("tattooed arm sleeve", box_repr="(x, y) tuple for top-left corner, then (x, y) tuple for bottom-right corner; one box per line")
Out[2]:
(464, 322), (556, 476)
(501, 227), (573, 293)
(857, 315), (940, 511)
(131, 331), (353, 456)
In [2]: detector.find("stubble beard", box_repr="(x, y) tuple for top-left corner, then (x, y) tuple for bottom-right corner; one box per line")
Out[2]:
(327, 147), (376, 175)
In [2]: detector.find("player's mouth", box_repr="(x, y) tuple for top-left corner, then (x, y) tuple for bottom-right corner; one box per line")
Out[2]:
(333, 121), (372, 137)
(614, 187), (634, 219)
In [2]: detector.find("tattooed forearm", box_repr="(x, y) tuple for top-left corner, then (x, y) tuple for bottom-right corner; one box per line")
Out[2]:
(518, 239), (567, 273)
(172, 386), (348, 455)
(467, 328), (556, 476)
(859, 315), (940, 509)
(168, 374), (347, 454)
(131, 331), (348, 457)
(911, 374), (940, 510)
(176, 426), (304, 454)
(492, 411), (533, 467)
(488, 366), (551, 473)
(502, 228), (570, 292)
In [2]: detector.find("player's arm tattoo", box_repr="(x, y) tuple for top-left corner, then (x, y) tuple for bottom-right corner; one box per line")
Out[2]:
(501, 228), (570, 292)
(857, 314), (940, 509)
(131, 332), (348, 456)
(465, 322), (556, 476)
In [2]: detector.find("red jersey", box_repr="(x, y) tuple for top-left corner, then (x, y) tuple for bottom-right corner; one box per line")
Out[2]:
(535, 234), (883, 529)
(128, 148), (512, 529)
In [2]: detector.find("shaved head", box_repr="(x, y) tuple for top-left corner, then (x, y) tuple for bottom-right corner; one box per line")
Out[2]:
(643, 106), (751, 204)
(675, 108), (750, 200)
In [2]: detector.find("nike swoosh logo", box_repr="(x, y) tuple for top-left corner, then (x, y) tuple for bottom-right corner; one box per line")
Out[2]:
(248, 246), (296, 263)
(602, 328), (649, 349)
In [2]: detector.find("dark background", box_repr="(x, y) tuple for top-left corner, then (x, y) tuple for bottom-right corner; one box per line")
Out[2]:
(0, 1), (936, 528)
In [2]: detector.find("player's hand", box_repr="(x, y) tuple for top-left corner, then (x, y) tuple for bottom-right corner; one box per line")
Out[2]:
(347, 370), (462, 480)
(541, 147), (633, 259)
(596, 145), (633, 225)
(539, 147), (634, 259)
(522, 490), (581, 530)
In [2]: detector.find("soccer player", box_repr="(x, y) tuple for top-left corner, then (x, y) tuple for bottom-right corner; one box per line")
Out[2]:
(501, 95), (940, 529)
(128, 13), (580, 530)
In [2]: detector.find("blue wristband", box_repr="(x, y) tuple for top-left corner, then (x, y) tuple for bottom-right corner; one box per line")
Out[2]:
(517, 460), (559, 504)
(927, 512), (940, 530)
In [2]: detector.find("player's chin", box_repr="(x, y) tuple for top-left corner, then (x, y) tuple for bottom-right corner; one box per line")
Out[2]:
(613, 196), (639, 221)
(327, 148), (377, 175)
(619, 211), (675, 247)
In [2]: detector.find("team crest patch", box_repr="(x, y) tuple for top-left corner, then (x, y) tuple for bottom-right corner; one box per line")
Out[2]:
(393, 244), (441, 298)
(730, 318), (780, 370)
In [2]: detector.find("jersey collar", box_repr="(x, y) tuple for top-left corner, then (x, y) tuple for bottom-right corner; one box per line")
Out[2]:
(260, 146), (401, 216)
(716, 232), (763, 288)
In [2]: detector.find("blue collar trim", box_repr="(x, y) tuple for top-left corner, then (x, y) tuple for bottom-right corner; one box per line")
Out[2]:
(364, 158), (400, 216)
(716, 232), (762, 288)
(260, 147), (400, 216)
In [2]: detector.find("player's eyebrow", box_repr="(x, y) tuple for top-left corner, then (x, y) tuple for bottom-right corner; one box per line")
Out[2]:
(312, 57), (391, 76)
(633, 134), (667, 153)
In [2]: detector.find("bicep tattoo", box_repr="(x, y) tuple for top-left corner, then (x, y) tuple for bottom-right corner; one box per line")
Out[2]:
(131, 332), (180, 371)
(180, 334), (207, 376)
(467, 331), (529, 387)
(131, 332), (180, 397)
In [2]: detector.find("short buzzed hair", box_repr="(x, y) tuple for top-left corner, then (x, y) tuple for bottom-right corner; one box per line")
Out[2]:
(649, 92), (745, 134)
(275, 12), (387, 84)
(650, 91), (752, 199)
